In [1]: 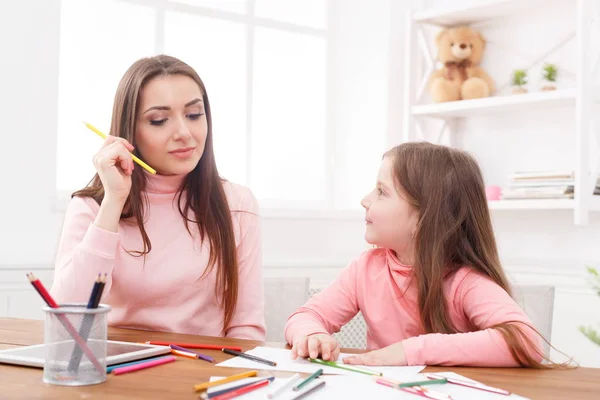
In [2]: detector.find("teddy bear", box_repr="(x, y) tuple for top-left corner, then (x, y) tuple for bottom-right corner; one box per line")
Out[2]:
(429, 26), (495, 103)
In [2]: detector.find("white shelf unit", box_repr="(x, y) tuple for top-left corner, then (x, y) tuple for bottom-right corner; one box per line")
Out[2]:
(411, 88), (579, 118)
(488, 199), (574, 211)
(402, 0), (600, 225)
(412, 0), (548, 27)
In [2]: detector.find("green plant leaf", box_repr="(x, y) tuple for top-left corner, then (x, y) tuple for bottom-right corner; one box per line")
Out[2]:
(585, 266), (600, 296)
(542, 63), (558, 82)
(579, 325), (600, 346)
(511, 69), (528, 86)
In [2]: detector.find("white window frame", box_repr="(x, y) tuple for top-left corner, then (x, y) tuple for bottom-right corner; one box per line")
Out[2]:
(53, 0), (396, 220)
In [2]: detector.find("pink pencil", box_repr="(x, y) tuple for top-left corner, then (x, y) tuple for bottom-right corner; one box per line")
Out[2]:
(112, 355), (176, 375)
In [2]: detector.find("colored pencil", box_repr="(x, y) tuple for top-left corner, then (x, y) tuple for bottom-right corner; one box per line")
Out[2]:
(210, 378), (271, 400)
(425, 373), (510, 395)
(107, 355), (174, 373)
(222, 348), (277, 366)
(68, 273), (107, 371)
(290, 380), (326, 400)
(194, 370), (258, 392)
(169, 344), (214, 362)
(309, 358), (382, 376)
(26, 273), (104, 374)
(171, 348), (199, 359)
(398, 378), (448, 388)
(112, 355), (176, 375)
(202, 376), (275, 399)
(83, 121), (156, 174)
(145, 341), (242, 352)
(267, 373), (301, 398)
(375, 377), (451, 400)
(293, 368), (322, 391)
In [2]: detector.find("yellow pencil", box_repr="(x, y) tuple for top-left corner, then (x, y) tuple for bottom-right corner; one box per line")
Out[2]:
(83, 121), (156, 174)
(193, 370), (258, 392)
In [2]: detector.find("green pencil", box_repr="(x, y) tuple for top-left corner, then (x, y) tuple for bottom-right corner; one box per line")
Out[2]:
(293, 368), (323, 391)
(309, 358), (383, 376)
(397, 378), (448, 388)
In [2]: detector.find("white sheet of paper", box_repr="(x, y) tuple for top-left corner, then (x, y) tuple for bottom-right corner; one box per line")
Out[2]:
(208, 372), (529, 400)
(215, 346), (425, 381)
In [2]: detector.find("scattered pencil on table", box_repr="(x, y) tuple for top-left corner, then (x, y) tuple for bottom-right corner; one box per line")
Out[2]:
(267, 373), (301, 399)
(397, 378), (448, 388)
(209, 377), (272, 400)
(290, 380), (326, 400)
(112, 355), (176, 375)
(194, 370), (258, 392)
(375, 377), (451, 400)
(222, 348), (277, 367)
(83, 121), (156, 174)
(425, 373), (510, 395)
(309, 358), (382, 376)
(200, 376), (275, 400)
(293, 368), (323, 391)
(107, 355), (174, 373)
(171, 348), (199, 360)
(169, 344), (214, 362)
(145, 341), (242, 352)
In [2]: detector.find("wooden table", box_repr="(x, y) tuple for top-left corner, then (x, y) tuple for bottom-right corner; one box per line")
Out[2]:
(0, 318), (598, 399)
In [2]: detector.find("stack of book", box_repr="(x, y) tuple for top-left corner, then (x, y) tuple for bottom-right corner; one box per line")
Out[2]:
(502, 170), (576, 200)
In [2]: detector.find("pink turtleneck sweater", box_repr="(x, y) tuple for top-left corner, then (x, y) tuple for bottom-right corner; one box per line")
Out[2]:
(285, 248), (543, 367)
(51, 173), (266, 340)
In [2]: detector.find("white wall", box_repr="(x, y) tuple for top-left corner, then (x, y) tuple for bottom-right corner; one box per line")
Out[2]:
(1, 0), (599, 368)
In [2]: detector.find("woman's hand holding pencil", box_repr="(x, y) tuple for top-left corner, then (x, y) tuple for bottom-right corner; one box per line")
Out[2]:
(91, 133), (136, 204)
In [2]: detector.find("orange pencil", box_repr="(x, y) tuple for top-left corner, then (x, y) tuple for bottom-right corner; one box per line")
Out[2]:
(171, 349), (199, 360)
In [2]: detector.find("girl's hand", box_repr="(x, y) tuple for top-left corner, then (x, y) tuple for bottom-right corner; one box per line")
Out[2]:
(342, 342), (407, 366)
(291, 333), (340, 361)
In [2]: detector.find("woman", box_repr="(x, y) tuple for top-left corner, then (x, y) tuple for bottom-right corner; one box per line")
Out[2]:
(51, 55), (265, 340)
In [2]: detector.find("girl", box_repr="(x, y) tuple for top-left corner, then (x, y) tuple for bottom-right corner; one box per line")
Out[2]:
(285, 142), (546, 367)
(51, 55), (265, 340)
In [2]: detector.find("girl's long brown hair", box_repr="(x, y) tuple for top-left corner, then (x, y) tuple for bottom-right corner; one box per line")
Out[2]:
(74, 55), (238, 334)
(386, 142), (567, 368)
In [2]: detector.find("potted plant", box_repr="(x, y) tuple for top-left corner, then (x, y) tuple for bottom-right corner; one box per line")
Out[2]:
(511, 69), (528, 94)
(541, 63), (558, 91)
(579, 266), (600, 346)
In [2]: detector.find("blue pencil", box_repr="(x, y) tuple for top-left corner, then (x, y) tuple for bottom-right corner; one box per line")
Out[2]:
(106, 355), (174, 373)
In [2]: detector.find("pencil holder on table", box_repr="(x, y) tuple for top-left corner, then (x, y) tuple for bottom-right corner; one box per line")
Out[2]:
(42, 303), (111, 386)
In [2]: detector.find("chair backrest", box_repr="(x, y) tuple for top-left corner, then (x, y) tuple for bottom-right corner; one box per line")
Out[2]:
(308, 288), (368, 349)
(263, 277), (310, 342)
(511, 284), (555, 355)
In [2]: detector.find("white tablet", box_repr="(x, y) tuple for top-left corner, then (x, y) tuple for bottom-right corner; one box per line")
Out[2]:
(0, 340), (171, 368)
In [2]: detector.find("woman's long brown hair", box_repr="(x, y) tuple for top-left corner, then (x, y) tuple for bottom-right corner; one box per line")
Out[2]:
(386, 142), (568, 368)
(73, 55), (238, 334)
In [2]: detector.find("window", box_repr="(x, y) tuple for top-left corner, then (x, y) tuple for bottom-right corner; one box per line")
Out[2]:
(57, 0), (390, 214)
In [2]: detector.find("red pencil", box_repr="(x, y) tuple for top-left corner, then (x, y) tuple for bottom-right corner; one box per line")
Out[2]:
(27, 273), (104, 374)
(210, 378), (271, 400)
(145, 341), (242, 352)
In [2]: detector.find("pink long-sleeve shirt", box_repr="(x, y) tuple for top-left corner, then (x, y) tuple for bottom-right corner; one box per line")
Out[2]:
(51, 172), (266, 341)
(285, 248), (543, 366)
